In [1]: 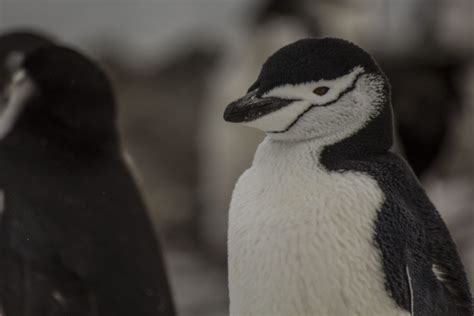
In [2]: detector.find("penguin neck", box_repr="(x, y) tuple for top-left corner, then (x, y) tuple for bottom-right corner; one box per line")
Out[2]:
(320, 104), (394, 167)
(254, 104), (394, 168)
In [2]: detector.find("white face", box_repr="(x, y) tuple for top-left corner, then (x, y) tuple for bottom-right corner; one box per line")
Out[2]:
(0, 70), (36, 140)
(242, 67), (386, 142)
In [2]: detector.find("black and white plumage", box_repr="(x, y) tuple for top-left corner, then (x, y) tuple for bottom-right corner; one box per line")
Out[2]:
(224, 38), (472, 315)
(0, 45), (175, 315)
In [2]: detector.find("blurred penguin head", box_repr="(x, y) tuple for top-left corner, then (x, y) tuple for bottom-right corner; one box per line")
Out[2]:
(0, 30), (55, 91)
(0, 45), (117, 148)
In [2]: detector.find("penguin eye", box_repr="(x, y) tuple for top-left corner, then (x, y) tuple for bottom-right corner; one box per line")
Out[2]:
(313, 86), (329, 96)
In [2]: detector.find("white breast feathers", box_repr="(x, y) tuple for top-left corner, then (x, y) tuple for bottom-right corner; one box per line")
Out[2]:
(228, 137), (409, 316)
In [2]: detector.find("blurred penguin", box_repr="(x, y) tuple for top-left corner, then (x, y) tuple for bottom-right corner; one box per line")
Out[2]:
(198, 0), (318, 258)
(0, 45), (175, 315)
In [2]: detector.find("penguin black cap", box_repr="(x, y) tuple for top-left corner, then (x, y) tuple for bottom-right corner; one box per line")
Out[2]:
(252, 38), (379, 93)
(224, 38), (382, 123)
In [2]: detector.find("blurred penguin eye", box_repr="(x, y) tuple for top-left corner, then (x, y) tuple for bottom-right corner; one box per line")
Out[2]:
(313, 86), (329, 96)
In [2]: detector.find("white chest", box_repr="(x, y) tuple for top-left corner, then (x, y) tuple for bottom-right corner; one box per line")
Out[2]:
(228, 139), (408, 316)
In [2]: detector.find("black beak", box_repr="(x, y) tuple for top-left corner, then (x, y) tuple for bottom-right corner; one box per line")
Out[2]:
(223, 90), (296, 123)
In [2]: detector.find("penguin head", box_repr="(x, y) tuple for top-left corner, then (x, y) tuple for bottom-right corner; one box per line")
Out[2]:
(0, 31), (54, 93)
(0, 45), (117, 148)
(224, 38), (391, 143)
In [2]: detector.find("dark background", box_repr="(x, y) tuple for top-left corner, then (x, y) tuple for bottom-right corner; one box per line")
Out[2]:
(1, 0), (473, 315)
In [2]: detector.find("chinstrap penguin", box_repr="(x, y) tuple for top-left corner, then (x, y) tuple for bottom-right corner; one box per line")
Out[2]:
(0, 45), (175, 315)
(224, 38), (472, 316)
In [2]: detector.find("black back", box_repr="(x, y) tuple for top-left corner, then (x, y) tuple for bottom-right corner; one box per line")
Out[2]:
(0, 46), (175, 315)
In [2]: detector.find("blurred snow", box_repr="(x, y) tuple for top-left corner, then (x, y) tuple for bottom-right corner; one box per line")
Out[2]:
(313, 0), (473, 54)
(0, 0), (251, 67)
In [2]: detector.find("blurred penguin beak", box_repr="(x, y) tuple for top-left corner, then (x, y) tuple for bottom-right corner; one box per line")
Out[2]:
(0, 70), (35, 139)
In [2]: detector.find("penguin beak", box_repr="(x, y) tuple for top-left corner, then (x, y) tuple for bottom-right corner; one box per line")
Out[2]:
(0, 51), (25, 98)
(223, 90), (296, 123)
(0, 70), (36, 140)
